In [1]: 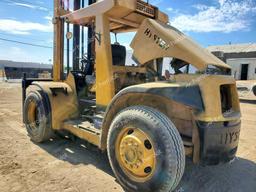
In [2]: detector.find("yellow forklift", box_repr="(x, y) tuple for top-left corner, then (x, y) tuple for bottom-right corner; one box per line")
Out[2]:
(22, 0), (241, 191)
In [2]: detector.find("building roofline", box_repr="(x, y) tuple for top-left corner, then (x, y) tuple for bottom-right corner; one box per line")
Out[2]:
(207, 43), (256, 54)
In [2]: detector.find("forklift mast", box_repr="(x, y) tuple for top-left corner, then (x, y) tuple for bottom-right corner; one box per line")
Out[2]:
(53, 0), (96, 80)
(86, 0), (97, 75)
(51, 0), (175, 107)
(73, 0), (81, 71)
(53, 0), (64, 81)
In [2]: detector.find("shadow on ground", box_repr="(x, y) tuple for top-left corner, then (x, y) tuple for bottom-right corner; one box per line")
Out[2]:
(35, 135), (114, 177)
(177, 158), (256, 192)
(36, 136), (256, 192)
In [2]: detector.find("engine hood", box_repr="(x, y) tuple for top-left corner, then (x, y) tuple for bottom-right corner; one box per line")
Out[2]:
(130, 19), (230, 71)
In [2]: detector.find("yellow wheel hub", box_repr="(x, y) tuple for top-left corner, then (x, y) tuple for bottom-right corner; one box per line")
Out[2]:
(27, 100), (38, 129)
(116, 128), (156, 182)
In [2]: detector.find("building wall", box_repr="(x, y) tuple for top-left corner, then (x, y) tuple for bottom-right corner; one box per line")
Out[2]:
(4, 67), (52, 79)
(227, 58), (256, 80)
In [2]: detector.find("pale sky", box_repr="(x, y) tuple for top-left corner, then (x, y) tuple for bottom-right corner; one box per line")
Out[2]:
(0, 0), (255, 66)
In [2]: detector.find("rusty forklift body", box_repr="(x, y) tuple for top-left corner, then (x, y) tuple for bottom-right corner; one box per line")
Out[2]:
(22, 0), (241, 191)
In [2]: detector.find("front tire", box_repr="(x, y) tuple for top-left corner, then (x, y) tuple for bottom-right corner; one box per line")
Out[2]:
(107, 106), (185, 192)
(24, 91), (53, 143)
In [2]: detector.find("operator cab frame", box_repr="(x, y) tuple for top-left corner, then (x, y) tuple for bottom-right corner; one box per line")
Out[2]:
(59, 0), (169, 107)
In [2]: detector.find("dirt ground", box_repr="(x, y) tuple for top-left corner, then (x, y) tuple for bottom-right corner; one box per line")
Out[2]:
(0, 82), (255, 192)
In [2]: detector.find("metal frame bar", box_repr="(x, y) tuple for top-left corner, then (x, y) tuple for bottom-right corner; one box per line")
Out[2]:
(66, 0), (70, 74)
(53, 0), (64, 81)
(73, 0), (81, 71)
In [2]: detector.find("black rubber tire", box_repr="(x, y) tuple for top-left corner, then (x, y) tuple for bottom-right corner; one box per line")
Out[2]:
(107, 106), (185, 192)
(24, 91), (53, 143)
(252, 85), (256, 96)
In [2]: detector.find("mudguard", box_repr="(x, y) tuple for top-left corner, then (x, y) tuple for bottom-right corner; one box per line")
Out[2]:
(100, 81), (203, 150)
(112, 82), (204, 111)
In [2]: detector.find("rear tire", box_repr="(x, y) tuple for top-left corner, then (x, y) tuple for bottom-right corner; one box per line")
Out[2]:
(107, 106), (185, 192)
(252, 85), (256, 96)
(24, 91), (53, 143)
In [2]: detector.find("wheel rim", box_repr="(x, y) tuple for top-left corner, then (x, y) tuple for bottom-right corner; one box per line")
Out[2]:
(27, 100), (40, 130)
(115, 127), (156, 182)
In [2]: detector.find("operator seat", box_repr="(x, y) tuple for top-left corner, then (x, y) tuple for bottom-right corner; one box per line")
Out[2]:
(71, 71), (87, 96)
(111, 44), (126, 66)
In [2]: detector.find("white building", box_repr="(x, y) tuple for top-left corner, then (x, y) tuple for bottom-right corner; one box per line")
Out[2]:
(208, 43), (256, 80)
